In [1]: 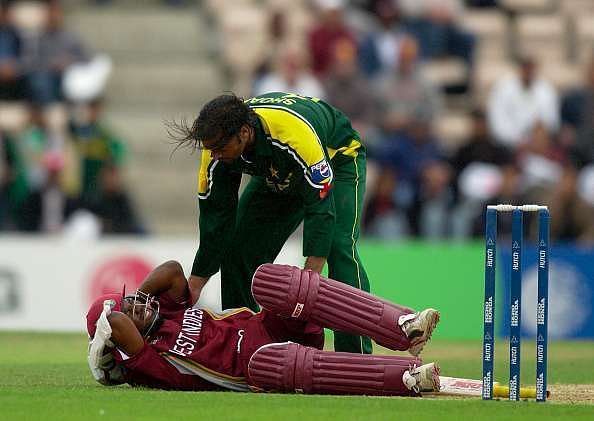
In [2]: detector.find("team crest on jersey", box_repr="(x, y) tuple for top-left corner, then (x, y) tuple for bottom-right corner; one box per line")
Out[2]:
(310, 159), (331, 185)
(266, 171), (293, 192)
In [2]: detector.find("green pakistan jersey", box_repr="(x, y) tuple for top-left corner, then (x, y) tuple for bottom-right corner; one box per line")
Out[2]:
(192, 92), (364, 278)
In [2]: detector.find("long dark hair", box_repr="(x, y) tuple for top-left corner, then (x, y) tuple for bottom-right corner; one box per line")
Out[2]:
(166, 93), (258, 154)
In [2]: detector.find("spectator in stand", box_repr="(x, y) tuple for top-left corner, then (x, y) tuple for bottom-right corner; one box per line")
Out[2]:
(0, 104), (77, 231)
(517, 122), (567, 194)
(69, 98), (126, 204)
(477, 164), (524, 239)
(0, 0), (25, 101)
(0, 136), (5, 226)
(88, 163), (145, 235)
(14, 106), (52, 190)
(1, 133), (22, 229)
(560, 59), (594, 168)
(374, 35), (442, 143)
(543, 165), (594, 245)
(19, 150), (77, 232)
(513, 122), (594, 243)
(464, 0), (498, 7)
(252, 9), (289, 89)
(363, 166), (409, 238)
(449, 109), (514, 237)
(358, 0), (406, 78)
(94, 0), (188, 6)
(450, 109), (513, 179)
(21, 0), (90, 107)
(369, 36), (449, 238)
(487, 56), (559, 149)
(308, 0), (356, 77)
(252, 45), (325, 99)
(323, 39), (376, 137)
(368, 122), (452, 239)
(0, 124), (30, 230)
(399, 0), (475, 69)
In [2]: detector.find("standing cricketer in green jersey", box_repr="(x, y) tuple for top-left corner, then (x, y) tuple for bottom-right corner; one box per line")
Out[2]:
(172, 92), (372, 354)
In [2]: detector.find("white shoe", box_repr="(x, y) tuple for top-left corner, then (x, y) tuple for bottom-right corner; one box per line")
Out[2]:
(403, 362), (441, 393)
(403, 308), (440, 356)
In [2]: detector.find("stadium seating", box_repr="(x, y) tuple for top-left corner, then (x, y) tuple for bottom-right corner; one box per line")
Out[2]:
(559, 0), (594, 16)
(435, 112), (473, 152)
(65, 5), (223, 233)
(575, 16), (594, 63)
(461, 10), (508, 60)
(422, 59), (468, 89)
(516, 15), (567, 62)
(501, 0), (557, 14)
(55, 0), (594, 234)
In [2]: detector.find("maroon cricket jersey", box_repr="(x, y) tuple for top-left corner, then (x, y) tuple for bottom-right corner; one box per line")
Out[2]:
(113, 291), (323, 391)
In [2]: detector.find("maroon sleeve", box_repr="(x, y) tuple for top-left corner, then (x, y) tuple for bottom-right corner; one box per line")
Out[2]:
(119, 344), (217, 391)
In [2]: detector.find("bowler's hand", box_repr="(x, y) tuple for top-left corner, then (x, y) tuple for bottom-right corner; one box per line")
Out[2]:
(188, 275), (209, 305)
(304, 256), (326, 274)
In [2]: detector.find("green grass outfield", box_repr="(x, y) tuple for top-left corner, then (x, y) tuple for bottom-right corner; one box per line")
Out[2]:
(1, 332), (593, 420)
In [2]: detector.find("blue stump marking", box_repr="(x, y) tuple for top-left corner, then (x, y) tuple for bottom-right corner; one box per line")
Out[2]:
(536, 209), (549, 402)
(509, 209), (522, 400)
(482, 208), (497, 400)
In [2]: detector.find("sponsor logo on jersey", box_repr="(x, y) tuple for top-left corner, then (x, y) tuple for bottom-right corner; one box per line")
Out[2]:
(169, 308), (204, 357)
(310, 159), (331, 185)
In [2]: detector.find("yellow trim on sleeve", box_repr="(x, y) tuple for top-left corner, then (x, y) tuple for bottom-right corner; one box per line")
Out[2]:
(252, 107), (333, 188)
(253, 108), (325, 167)
(326, 139), (361, 159)
(197, 151), (216, 198)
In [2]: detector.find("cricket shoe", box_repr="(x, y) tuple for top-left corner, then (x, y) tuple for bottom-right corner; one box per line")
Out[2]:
(402, 308), (440, 356)
(403, 362), (441, 394)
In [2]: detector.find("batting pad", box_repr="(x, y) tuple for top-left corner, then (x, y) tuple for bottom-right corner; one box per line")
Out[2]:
(252, 263), (412, 351)
(248, 342), (420, 396)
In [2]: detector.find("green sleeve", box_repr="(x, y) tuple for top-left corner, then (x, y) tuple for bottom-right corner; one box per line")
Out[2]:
(4, 137), (29, 208)
(108, 138), (127, 165)
(299, 178), (336, 258)
(191, 163), (242, 277)
(100, 126), (127, 165)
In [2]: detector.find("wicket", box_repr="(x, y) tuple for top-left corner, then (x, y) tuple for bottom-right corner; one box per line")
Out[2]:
(482, 204), (550, 402)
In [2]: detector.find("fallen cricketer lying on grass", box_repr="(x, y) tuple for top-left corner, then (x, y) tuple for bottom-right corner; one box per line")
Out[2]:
(87, 262), (442, 395)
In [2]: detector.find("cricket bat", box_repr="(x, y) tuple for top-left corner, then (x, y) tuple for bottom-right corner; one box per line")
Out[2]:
(434, 376), (551, 399)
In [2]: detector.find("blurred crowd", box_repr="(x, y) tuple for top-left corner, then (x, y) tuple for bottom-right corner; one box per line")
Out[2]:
(0, 0), (144, 236)
(220, 0), (594, 244)
(3, 0), (593, 244)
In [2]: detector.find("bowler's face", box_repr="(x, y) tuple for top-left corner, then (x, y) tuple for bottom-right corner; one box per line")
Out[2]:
(203, 134), (243, 163)
(202, 124), (252, 163)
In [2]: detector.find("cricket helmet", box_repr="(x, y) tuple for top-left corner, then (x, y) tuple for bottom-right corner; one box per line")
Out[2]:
(86, 292), (124, 339)
(86, 287), (160, 338)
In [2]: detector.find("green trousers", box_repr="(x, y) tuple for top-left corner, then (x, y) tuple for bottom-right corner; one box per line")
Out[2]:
(220, 151), (372, 354)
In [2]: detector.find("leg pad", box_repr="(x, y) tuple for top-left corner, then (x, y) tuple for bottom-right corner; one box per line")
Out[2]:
(248, 342), (420, 395)
(252, 264), (413, 350)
